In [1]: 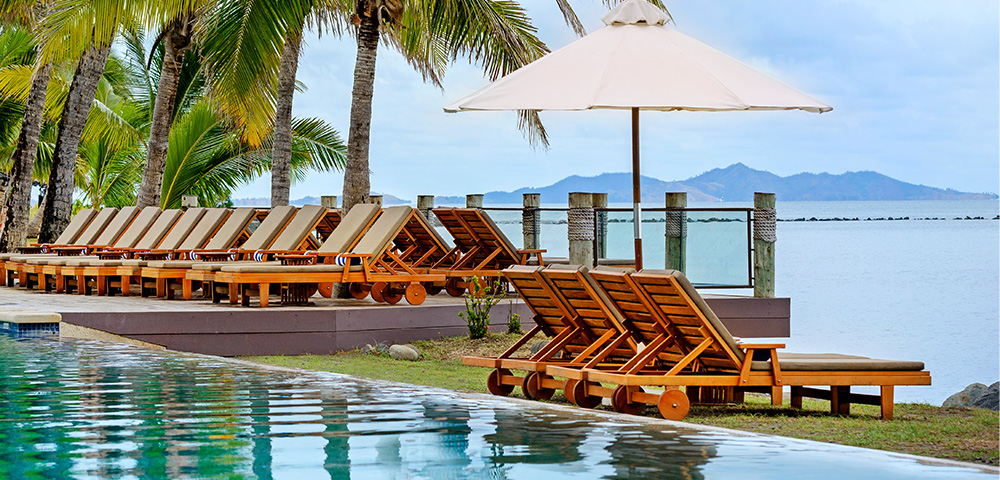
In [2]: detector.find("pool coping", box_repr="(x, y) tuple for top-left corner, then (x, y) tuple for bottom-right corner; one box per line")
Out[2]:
(153, 345), (999, 476)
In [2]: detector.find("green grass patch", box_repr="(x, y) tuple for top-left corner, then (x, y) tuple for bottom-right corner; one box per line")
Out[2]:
(242, 333), (999, 466)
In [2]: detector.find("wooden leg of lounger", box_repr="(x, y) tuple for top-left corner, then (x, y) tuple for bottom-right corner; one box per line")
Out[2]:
(790, 386), (803, 409)
(771, 386), (783, 405)
(182, 279), (192, 300)
(230, 283), (239, 305)
(259, 283), (269, 308)
(155, 278), (166, 298)
(55, 274), (65, 293)
(880, 386), (894, 420)
(831, 386), (851, 415)
(121, 276), (130, 296)
(78, 274), (87, 295)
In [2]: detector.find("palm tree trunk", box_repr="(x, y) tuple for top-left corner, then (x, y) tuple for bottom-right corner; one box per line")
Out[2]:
(341, 12), (380, 214)
(27, 190), (45, 238)
(0, 62), (51, 251)
(38, 44), (111, 243)
(270, 27), (303, 207)
(136, 17), (194, 208)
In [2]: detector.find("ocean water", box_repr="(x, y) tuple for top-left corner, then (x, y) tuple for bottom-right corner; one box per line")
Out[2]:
(473, 200), (999, 404)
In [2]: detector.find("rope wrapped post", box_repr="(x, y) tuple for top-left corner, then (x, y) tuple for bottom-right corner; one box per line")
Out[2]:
(522, 193), (540, 250)
(592, 192), (608, 263)
(568, 192), (595, 268)
(664, 192), (687, 272)
(321, 195), (338, 210)
(466, 194), (483, 209)
(417, 195), (436, 225)
(753, 192), (776, 298)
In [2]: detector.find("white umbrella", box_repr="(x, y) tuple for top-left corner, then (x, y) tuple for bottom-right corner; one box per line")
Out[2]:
(445, 0), (831, 269)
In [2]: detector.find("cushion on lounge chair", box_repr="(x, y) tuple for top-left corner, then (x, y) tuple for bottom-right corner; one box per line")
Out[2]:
(218, 263), (360, 274)
(480, 210), (522, 260)
(750, 353), (925, 372)
(351, 206), (413, 256)
(146, 260), (197, 269)
(153, 208), (207, 251)
(317, 204), (380, 253)
(131, 209), (182, 250)
(52, 208), (98, 245)
(239, 205), (296, 251)
(268, 204), (327, 251)
(200, 208), (257, 250)
(91, 206), (141, 246)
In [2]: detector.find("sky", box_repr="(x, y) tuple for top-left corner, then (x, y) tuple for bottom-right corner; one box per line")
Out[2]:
(232, 0), (1000, 203)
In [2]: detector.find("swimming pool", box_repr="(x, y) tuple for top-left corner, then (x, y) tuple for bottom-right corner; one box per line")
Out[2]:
(0, 336), (992, 479)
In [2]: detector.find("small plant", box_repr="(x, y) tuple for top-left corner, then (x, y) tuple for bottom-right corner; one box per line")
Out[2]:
(507, 300), (522, 334)
(459, 276), (505, 339)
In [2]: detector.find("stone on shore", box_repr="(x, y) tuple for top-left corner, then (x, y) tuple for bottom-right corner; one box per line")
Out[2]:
(972, 382), (999, 411)
(389, 344), (420, 361)
(943, 383), (987, 407)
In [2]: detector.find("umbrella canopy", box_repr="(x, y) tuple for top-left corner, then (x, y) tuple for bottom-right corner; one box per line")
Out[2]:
(445, 0), (831, 269)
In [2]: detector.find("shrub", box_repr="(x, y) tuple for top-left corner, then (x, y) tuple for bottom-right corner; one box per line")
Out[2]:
(507, 300), (523, 334)
(459, 276), (505, 339)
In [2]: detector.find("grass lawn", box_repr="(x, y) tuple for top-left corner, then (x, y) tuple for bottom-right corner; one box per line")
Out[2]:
(242, 332), (998, 466)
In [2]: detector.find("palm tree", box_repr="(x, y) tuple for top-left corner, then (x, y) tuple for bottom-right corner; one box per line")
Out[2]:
(339, 0), (549, 214)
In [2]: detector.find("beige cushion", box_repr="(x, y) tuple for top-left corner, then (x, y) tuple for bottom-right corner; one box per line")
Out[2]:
(318, 203), (380, 253)
(751, 353), (925, 372)
(133, 209), (181, 250)
(177, 208), (227, 250)
(154, 208), (206, 250)
(219, 263), (360, 274)
(76, 208), (120, 245)
(190, 260), (270, 272)
(352, 206), (412, 256)
(268, 205), (327, 251)
(241, 205), (296, 251)
(92, 206), (140, 246)
(53, 208), (97, 245)
(110, 207), (162, 249)
(202, 208), (256, 250)
(480, 209), (521, 260)
(146, 260), (197, 269)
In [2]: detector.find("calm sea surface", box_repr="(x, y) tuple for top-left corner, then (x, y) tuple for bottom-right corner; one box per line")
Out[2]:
(476, 200), (999, 404)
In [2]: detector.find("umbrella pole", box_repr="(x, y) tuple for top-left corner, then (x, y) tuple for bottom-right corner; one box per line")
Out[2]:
(632, 107), (643, 270)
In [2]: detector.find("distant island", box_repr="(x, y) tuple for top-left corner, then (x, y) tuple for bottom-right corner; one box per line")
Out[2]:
(233, 163), (997, 206)
(433, 163), (998, 204)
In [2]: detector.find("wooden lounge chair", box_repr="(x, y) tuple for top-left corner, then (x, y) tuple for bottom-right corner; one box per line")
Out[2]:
(37, 206), (163, 293)
(547, 269), (931, 420)
(212, 206), (445, 307)
(430, 207), (545, 296)
(184, 204), (331, 303)
(462, 265), (638, 401)
(137, 208), (258, 298)
(1, 207), (107, 284)
(13, 206), (142, 290)
(73, 207), (209, 296)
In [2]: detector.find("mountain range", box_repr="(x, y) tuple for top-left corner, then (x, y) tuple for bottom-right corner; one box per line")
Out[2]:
(432, 163), (997, 204)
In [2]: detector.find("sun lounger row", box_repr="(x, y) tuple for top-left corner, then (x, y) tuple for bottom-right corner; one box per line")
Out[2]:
(1, 204), (548, 307)
(464, 265), (930, 420)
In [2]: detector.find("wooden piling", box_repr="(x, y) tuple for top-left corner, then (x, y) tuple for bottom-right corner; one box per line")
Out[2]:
(369, 195), (383, 207)
(568, 192), (594, 268)
(181, 195), (198, 209)
(320, 195), (338, 209)
(466, 194), (483, 209)
(754, 192), (776, 298)
(417, 195), (435, 220)
(592, 192), (608, 261)
(665, 192), (687, 271)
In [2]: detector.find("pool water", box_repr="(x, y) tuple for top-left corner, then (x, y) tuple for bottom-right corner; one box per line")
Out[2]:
(0, 337), (992, 479)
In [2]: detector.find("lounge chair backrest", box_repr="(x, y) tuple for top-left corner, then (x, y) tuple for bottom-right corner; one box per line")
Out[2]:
(631, 269), (745, 366)
(111, 206), (162, 248)
(153, 207), (206, 250)
(269, 204), (327, 251)
(53, 208), (97, 245)
(478, 209), (522, 260)
(92, 206), (141, 246)
(133, 209), (182, 250)
(538, 265), (636, 358)
(393, 209), (453, 267)
(203, 208), (256, 250)
(75, 207), (119, 245)
(240, 205), (297, 251)
(318, 203), (380, 253)
(351, 206), (412, 256)
(502, 265), (573, 338)
(431, 208), (477, 252)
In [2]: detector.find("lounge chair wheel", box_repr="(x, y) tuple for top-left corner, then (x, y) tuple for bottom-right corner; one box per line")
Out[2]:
(381, 283), (403, 304)
(445, 277), (466, 297)
(611, 386), (645, 415)
(423, 282), (443, 296)
(522, 372), (555, 400)
(319, 282), (335, 298)
(569, 380), (602, 409)
(404, 283), (426, 305)
(370, 282), (386, 302)
(657, 389), (690, 420)
(348, 282), (369, 300)
(487, 368), (514, 396)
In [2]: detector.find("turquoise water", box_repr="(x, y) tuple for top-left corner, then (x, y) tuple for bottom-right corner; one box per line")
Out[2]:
(0, 336), (993, 479)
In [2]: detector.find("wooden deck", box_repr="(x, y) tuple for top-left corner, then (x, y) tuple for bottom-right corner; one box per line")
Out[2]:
(0, 288), (789, 356)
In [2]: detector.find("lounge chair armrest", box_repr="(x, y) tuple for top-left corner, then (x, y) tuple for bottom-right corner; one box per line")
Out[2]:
(193, 250), (237, 261)
(737, 343), (785, 350)
(276, 254), (317, 266)
(519, 249), (546, 254)
(17, 245), (48, 254)
(51, 246), (91, 256)
(339, 253), (373, 259)
(95, 248), (131, 259)
(136, 250), (174, 260)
